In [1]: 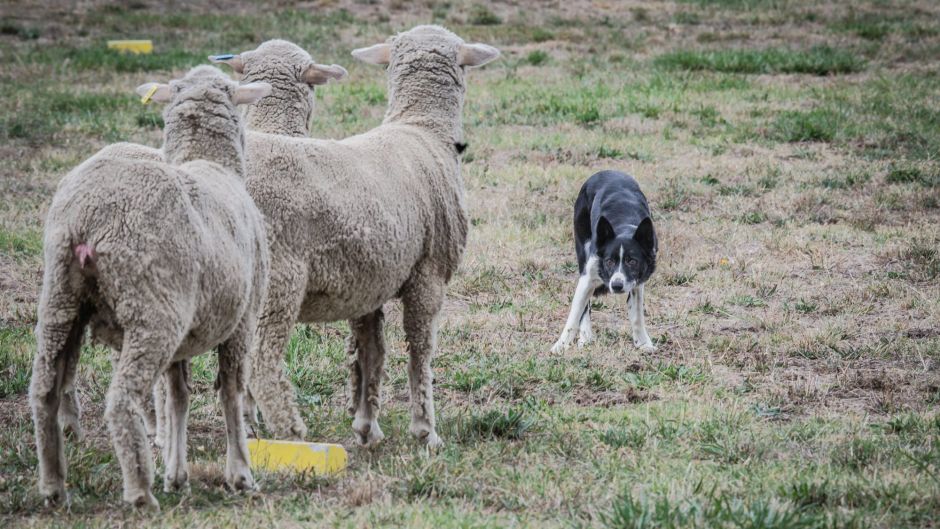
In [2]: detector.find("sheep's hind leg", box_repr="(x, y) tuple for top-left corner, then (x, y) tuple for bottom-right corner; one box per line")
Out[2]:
(106, 329), (177, 509)
(30, 301), (87, 505)
(217, 323), (256, 492)
(162, 361), (191, 494)
(402, 278), (445, 448)
(248, 256), (308, 440)
(348, 308), (387, 448)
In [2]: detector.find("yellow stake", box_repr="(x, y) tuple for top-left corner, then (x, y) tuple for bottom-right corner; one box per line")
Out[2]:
(140, 85), (159, 105)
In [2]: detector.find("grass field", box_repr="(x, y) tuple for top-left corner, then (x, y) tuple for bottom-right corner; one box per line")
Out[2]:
(2, 0), (940, 527)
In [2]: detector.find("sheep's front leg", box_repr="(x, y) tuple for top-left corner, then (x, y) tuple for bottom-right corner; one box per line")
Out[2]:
(218, 326), (256, 492)
(248, 255), (308, 440)
(162, 361), (191, 494)
(347, 308), (387, 448)
(402, 279), (445, 448)
(30, 309), (86, 505)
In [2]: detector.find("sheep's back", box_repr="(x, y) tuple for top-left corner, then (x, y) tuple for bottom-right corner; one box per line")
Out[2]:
(244, 126), (465, 320)
(46, 155), (264, 356)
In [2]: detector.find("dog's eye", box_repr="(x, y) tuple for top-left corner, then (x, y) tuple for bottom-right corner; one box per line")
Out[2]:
(604, 259), (615, 269)
(628, 259), (638, 267)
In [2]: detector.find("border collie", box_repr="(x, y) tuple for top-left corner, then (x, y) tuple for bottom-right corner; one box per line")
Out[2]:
(551, 170), (658, 353)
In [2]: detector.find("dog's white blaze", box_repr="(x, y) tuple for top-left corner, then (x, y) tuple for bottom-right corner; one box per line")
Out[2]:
(609, 245), (627, 292)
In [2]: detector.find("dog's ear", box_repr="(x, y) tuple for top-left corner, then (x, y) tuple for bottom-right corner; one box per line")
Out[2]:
(596, 216), (615, 247)
(634, 217), (656, 256)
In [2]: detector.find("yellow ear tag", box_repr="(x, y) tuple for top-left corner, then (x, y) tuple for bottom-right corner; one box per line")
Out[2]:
(140, 85), (159, 105)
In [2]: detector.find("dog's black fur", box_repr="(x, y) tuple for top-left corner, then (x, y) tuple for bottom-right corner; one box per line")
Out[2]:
(574, 170), (657, 294)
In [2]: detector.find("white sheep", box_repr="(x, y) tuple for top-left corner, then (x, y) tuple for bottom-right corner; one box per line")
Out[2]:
(219, 26), (498, 447)
(30, 65), (271, 508)
(142, 41), (347, 449)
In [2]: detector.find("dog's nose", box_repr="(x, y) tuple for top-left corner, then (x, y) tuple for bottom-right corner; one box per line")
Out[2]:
(610, 280), (624, 293)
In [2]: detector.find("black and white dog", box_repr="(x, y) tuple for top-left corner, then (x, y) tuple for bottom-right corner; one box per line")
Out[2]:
(552, 170), (658, 353)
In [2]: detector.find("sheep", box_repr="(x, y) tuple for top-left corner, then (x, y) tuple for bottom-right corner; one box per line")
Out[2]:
(29, 65), (271, 508)
(140, 41), (347, 451)
(224, 25), (499, 447)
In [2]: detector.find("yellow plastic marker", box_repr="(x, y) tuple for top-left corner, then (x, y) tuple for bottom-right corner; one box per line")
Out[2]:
(140, 84), (158, 105)
(248, 439), (348, 475)
(107, 40), (153, 54)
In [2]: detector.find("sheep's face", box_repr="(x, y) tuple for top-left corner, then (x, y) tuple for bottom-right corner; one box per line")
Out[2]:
(208, 40), (346, 134)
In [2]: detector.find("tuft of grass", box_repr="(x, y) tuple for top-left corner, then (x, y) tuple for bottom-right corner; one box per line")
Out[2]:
(738, 211), (767, 224)
(468, 5), (502, 25)
(524, 50), (550, 66)
(0, 327), (34, 397)
(0, 227), (42, 258)
(600, 425), (648, 449)
(897, 237), (940, 282)
(886, 165), (939, 187)
(769, 108), (841, 143)
(655, 46), (864, 75)
(460, 407), (533, 441)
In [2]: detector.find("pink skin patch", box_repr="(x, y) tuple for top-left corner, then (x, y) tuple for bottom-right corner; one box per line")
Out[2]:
(74, 243), (95, 268)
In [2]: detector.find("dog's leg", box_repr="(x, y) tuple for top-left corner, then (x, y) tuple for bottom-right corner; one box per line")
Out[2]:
(552, 273), (595, 352)
(627, 284), (656, 352)
(577, 305), (593, 347)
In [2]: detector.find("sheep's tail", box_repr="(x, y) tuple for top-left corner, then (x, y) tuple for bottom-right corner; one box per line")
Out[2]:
(73, 243), (96, 269)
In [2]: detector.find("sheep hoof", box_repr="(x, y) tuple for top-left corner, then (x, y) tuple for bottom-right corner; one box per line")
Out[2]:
(410, 424), (443, 449)
(352, 418), (384, 448)
(163, 471), (190, 494)
(129, 491), (160, 511)
(636, 342), (657, 354)
(422, 432), (443, 449)
(62, 422), (84, 442)
(40, 486), (67, 508)
(226, 470), (257, 494)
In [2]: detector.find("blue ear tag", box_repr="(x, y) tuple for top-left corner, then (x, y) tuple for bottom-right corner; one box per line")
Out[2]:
(211, 54), (236, 61)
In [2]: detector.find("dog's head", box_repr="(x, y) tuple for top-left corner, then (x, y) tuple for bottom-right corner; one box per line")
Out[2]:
(595, 216), (657, 294)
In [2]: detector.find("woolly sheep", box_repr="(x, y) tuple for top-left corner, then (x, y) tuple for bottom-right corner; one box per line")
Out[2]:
(220, 26), (499, 447)
(145, 41), (347, 449)
(30, 66), (271, 508)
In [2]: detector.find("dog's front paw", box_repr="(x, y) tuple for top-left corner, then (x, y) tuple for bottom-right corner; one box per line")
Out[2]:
(552, 329), (575, 353)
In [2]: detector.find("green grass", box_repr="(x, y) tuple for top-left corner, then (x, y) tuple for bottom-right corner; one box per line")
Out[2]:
(655, 46), (865, 75)
(2, 0), (940, 527)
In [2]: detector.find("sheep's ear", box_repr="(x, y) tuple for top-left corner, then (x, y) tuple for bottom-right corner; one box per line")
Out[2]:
(303, 63), (348, 85)
(351, 43), (391, 65)
(209, 53), (245, 74)
(135, 82), (172, 103)
(458, 43), (500, 68)
(233, 82), (272, 105)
